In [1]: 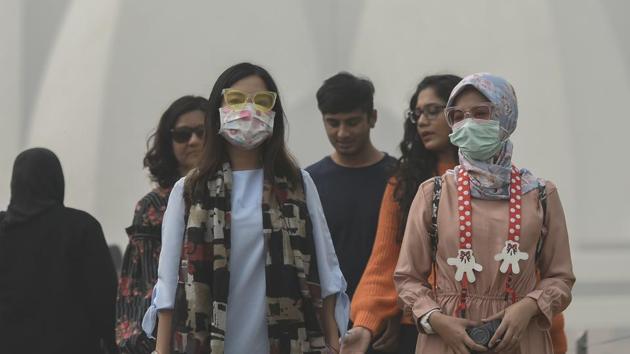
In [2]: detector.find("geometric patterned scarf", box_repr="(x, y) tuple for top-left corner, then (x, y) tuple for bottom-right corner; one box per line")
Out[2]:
(173, 163), (325, 353)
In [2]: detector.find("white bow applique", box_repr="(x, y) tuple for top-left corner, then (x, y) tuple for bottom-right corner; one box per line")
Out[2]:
(447, 249), (483, 283)
(494, 240), (529, 274)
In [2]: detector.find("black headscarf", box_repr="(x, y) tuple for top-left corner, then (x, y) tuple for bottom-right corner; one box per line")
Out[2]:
(1, 148), (65, 228)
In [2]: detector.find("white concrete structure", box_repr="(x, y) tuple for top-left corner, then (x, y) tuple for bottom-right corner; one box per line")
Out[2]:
(1, 0), (629, 347)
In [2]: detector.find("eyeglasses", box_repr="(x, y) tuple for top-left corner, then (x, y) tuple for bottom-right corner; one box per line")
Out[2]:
(405, 104), (446, 124)
(221, 88), (278, 112)
(444, 103), (495, 126)
(171, 125), (205, 143)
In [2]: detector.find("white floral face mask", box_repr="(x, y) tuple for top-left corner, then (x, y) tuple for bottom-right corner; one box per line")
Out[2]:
(218, 103), (275, 150)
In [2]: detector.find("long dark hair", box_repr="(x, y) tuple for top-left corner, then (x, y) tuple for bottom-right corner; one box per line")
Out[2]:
(393, 74), (462, 241)
(143, 95), (209, 189)
(186, 62), (300, 193)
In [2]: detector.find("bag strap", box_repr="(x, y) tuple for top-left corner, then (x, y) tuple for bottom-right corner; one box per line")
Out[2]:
(535, 182), (548, 262)
(428, 176), (443, 293)
(429, 178), (547, 261)
(429, 177), (442, 263)
(429, 177), (548, 275)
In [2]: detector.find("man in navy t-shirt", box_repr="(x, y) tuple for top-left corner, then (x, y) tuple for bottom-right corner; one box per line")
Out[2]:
(306, 72), (396, 304)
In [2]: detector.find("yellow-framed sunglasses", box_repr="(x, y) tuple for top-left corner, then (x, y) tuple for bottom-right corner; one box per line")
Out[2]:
(221, 88), (278, 112)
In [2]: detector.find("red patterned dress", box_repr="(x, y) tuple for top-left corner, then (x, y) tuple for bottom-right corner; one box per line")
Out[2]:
(115, 187), (170, 354)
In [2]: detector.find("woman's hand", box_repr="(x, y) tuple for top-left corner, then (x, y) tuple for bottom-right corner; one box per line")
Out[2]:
(429, 312), (487, 354)
(483, 297), (540, 352)
(339, 326), (371, 354)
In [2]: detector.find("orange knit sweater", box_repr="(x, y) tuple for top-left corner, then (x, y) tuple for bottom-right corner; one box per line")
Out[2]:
(350, 167), (567, 353)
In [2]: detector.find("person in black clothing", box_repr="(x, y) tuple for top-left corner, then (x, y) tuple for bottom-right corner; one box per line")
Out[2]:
(0, 148), (118, 354)
(306, 72), (397, 350)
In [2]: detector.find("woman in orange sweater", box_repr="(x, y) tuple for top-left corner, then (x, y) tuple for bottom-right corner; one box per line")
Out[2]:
(341, 75), (567, 354)
(341, 74), (462, 354)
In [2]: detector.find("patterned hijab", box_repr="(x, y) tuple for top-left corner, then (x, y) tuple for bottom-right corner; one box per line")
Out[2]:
(446, 73), (538, 200)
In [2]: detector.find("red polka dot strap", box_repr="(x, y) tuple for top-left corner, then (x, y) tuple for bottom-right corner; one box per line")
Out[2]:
(446, 169), (483, 286)
(447, 166), (529, 317)
(494, 167), (529, 275)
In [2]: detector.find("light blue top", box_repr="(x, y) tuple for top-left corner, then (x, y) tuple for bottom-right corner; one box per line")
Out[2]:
(142, 169), (349, 353)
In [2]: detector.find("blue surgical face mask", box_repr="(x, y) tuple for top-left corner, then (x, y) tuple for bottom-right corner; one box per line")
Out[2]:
(449, 119), (503, 161)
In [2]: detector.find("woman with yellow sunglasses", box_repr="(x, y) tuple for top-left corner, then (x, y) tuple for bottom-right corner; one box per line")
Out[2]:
(143, 62), (349, 354)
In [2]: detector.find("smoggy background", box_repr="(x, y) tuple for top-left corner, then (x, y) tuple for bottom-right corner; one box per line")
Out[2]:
(1, 0), (628, 348)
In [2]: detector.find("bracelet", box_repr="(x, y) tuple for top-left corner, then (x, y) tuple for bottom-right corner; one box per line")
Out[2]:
(420, 308), (442, 334)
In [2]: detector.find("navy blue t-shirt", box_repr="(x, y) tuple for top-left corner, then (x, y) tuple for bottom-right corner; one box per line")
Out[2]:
(306, 154), (397, 300)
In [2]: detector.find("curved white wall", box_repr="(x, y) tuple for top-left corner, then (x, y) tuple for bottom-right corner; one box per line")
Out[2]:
(27, 0), (121, 224)
(0, 0), (21, 208)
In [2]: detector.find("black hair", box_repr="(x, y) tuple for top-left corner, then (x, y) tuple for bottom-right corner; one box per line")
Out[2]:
(186, 62), (301, 192)
(316, 72), (375, 115)
(143, 95), (209, 189)
(393, 74), (462, 242)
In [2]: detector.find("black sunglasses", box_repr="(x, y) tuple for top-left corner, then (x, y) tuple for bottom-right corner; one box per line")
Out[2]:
(170, 126), (205, 143)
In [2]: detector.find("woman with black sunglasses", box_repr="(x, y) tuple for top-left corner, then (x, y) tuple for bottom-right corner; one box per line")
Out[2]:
(115, 95), (208, 354)
(142, 63), (348, 354)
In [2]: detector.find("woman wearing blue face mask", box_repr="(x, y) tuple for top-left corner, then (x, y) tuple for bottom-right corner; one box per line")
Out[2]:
(394, 73), (575, 354)
(142, 62), (349, 354)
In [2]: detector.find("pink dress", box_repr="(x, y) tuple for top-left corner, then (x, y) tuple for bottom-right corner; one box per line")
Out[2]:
(394, 173), (575, 354)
